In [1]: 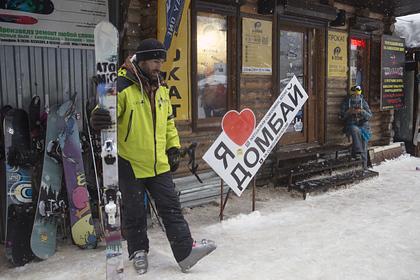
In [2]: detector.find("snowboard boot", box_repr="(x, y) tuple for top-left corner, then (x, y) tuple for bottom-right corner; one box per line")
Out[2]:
(178, 239), (217, 273)
(132, 250), (148, 275)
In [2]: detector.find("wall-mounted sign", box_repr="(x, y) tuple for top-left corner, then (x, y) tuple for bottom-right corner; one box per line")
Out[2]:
(0, 0), (108, 49)
(242, 18), (272, 75)
(327, 30), (348, 78)
(380, 35), (405, 110)
(203, 76), (308, 196)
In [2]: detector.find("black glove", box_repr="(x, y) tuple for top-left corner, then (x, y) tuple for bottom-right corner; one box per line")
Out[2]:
(167, 147), (180, 172)
(90, 108), (112, 131)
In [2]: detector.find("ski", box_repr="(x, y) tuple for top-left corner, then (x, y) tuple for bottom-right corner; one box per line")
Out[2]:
(94, 21), (124, 279)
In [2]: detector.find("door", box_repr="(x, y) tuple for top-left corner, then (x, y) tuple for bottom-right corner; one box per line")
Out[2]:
(278, 25), (323, 145)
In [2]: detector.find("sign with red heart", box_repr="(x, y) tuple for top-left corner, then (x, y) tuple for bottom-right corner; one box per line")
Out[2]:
(203, 75), (308, 197)
(222, 109), (256, 146)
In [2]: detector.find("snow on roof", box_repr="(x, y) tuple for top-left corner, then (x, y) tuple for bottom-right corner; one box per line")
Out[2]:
(395, 13), (420, 48)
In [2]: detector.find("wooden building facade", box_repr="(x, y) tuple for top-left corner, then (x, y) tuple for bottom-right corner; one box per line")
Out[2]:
(119, 0), (420, 183)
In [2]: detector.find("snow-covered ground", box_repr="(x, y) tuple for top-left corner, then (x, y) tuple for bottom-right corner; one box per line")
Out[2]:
(1, 155), (420, 280)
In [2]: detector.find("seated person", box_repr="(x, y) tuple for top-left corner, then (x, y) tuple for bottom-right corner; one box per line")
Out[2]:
(339, 85), (372, 169)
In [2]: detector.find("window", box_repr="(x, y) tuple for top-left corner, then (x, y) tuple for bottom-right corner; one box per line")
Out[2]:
(192, 2), (237, 130)
(279, 30), (305, 134)
(349, 37), (368, 94)
(196, 12), (228, 119)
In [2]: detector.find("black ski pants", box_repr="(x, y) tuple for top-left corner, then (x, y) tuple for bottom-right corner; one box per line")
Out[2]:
(118, 156), (193, 262)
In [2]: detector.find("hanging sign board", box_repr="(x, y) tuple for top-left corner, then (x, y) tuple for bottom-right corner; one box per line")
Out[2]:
(327, 30), (348, 78)
(0, 0), (108, 49)
(242, 18), (272, 75)
(380, 35), (405, 110)
(203, 76), (308, 196)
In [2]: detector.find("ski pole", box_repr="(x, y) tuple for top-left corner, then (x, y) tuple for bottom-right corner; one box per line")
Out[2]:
(145, 190), (165, 232)
(84, 100), (105, 237)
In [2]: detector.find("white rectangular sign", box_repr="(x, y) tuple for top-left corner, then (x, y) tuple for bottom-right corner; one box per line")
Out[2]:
(203, 76), (308, 196)
(0, 0), (108, 49)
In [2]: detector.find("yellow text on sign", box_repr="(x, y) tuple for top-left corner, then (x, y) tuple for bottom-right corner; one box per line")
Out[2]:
(328, 30), (348, 78)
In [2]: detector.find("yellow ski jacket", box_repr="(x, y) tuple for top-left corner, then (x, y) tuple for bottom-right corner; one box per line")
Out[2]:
(116, 65), (180, 178)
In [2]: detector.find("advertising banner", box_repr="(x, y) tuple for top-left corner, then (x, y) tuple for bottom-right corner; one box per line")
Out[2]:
(380, 35), (405, 110)
(328, 30), (347, 78)
(242, 18), (272, 75)
(158, 0), (191, 120)
(0, 0), (108, 49)
(203, 76), (308, 196)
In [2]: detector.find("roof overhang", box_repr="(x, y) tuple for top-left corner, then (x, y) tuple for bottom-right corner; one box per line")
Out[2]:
(335, 0), (420, 17)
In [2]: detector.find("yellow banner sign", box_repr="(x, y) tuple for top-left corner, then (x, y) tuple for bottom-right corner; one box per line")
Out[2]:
(242, 18), (272, 75)
(157, 0), (191, 120)
(328, 30), (348, 78)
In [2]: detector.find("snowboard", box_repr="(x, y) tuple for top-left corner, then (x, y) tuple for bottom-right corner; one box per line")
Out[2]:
(3, 109), (35, 266)
(57, 99), (97, 249)
(28, 95), (45, 201)
(0, 14), (38, 24)
(30, 105), (64, 259)
(2, 0), (55, 14)
(95, 20), (124, 279)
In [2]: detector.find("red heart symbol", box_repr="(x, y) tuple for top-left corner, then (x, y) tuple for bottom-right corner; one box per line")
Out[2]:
(222, 108), (255, 146)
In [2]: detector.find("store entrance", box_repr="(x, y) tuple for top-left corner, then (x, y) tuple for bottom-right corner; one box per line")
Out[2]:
(278, 25), (325, 146)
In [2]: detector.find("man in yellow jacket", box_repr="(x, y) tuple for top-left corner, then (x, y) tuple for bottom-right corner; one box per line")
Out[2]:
(90, 38), (216, 274)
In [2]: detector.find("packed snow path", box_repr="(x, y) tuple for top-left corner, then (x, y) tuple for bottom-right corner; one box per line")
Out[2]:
(1, 155), (420, 280)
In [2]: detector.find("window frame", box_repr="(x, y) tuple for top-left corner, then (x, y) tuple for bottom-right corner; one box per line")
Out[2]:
(272, 12), (328, 146)
(348, 32), (371, 101)
(191, 1), (238, 131)
(277, 25), (309, 144)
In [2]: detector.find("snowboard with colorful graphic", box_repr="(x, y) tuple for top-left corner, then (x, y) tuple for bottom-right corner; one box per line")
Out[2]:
(1, 0), (54, 14)
(57, 99), (97, 249)
(3, 109), (35, 266)
(30, 105), (64, 260)
(95, 20), (124, 279)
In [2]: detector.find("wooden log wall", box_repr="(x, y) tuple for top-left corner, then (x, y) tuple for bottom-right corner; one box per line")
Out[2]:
(368, 36), (394, 145)
(239, 0), (275, 185)
(121, 0), (221, 178)
(327, 3), (394, 147)
(121, 0), (157, 58)
(326, 77), (351, 145)
(122, 0), (395, 182)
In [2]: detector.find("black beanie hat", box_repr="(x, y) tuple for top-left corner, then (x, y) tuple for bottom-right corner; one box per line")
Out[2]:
(135, 38), (167, 61)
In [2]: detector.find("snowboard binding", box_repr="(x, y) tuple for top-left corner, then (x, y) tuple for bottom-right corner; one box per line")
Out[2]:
(38, 199), (66, 218)
(46, 139), (62, 164)
(102, 139), (116, 165)
(103, 189), (121, 226)
(6, 147), (36, 167)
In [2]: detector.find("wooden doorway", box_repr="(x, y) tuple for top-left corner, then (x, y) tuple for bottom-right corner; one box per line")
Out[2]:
(277, 24), (325, 145)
